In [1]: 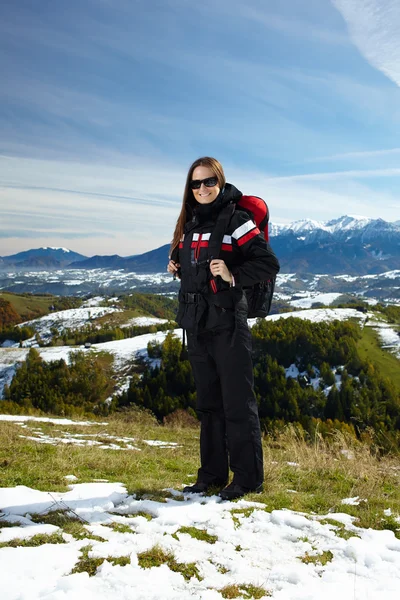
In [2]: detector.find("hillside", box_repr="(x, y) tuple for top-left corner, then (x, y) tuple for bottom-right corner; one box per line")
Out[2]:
(1, 307), (399, 447)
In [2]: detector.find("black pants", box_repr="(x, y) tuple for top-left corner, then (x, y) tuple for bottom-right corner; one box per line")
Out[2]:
(187, 318), (263, 489)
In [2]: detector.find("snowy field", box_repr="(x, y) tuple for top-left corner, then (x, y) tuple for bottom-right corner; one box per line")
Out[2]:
(1, 479), (399, 600)
(287, 293), (343, 309)
(19, 306), (122, 342)
(249, 308), (370, 327)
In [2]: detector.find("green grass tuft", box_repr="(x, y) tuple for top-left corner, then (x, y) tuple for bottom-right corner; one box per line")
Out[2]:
(219, 584), (271, 598)
(30, 510), (106, 541)
(300, 550), (334, 566)
(105, 522), (135, 534)
(175, 526), (217, 544)
(319, 519), (360, 540)
(71, 545), (104, 576)
(127, 511), (153, 521)
(231, 508), (256, 529)
(0, 520), (19, 529)
(137, 545), (202, 581)
(0, 532), (65, 548)
(108, 555), (131, 567)
(71, 545), (131, 576)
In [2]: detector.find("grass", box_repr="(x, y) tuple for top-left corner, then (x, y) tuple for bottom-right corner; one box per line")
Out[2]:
(0, 291), (59, 321)
(137, 545), (202, 581)
(219, 584), (271, 598)
(300, 550), (334, 566)
(231, 508), (256, 528)
(71, 544), (131, 576)
(1, 415), (400, 537)
(130, 511), (153, 521)
(0, 520), (18, 528)
(30, 511), (107, 541)
(105, 522), (135, 534)
(96, 308), (154, 327)
(174, 526), (217, 544)
(0, 532), (66, 548)
(357, 325), (400, 393)
(319, 519), (360, 540)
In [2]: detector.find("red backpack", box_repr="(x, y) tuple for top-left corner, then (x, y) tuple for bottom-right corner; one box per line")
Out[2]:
(238, 195), (271, 242)
(209, 195), (276, 318)
(238, 195), (275, 317)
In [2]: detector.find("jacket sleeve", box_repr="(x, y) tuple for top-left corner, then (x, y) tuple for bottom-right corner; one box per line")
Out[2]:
(230, 211), (280, 287)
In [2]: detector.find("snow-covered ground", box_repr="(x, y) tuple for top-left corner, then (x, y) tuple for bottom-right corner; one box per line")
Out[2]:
(120, 316), (169, 329)
(0, 481), (399, 600)
(249, 308), (370, 328)
(288, 293), (343, 309)
(0, 415), (106, 426)
(19, 306), (122, 341)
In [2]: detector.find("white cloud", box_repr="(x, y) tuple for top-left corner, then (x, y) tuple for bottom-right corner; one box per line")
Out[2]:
(332, 0), (400, 87)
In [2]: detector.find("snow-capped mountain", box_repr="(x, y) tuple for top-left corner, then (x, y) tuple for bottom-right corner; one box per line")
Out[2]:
(267, 216), (399, 275)
(272, 215), (383, 237)
(0, 247), (87, 268)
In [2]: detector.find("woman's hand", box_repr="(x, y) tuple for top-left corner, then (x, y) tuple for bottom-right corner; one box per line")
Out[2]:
(210, 259), (232, 283)
(167, 259), (180, 277)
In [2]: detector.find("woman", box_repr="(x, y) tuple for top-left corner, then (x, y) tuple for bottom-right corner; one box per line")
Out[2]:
(168, 157), (280, 500)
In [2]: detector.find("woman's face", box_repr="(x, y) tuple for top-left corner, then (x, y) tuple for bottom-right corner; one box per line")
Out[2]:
(191, 166), (221, 205)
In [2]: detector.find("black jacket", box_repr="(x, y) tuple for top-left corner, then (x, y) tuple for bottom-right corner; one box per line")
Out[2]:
(172, 183), (280, 332)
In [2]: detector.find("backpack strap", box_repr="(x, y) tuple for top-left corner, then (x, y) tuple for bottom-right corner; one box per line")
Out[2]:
(207, 203), (236, 260)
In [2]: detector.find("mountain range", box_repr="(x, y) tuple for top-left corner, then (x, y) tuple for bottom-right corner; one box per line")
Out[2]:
(1, 216), (399, 275)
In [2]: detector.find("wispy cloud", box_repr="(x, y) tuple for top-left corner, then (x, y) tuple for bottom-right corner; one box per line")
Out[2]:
(332, 0), (400, 87)
(264, 167), (400, 182)
(300, 147), (400, 163)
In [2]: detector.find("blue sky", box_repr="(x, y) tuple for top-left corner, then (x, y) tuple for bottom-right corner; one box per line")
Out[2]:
(1, 0), (400, 257)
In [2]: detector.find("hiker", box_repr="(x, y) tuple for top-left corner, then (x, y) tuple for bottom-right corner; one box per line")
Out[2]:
(167, 157), (280, 500)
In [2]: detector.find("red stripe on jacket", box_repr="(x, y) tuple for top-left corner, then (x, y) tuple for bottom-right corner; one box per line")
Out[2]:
(191, 241), (209, 249)
(237, 228), (260, 246)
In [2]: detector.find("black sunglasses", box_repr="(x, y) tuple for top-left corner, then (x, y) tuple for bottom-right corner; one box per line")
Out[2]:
(190, 176), (218, 190)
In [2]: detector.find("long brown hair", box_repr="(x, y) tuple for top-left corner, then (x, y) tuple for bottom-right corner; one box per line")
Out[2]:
(170, 157), (226, 256)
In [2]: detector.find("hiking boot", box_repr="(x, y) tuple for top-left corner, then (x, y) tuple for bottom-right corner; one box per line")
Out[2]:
(219, 482), (263, 501)
(183, 480), (227, 494)
(182, 481), (210, 494)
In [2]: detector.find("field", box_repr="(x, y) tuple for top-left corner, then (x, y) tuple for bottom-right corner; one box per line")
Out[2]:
(0, 291), (58, 321)
(1, 413), (399, 530)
